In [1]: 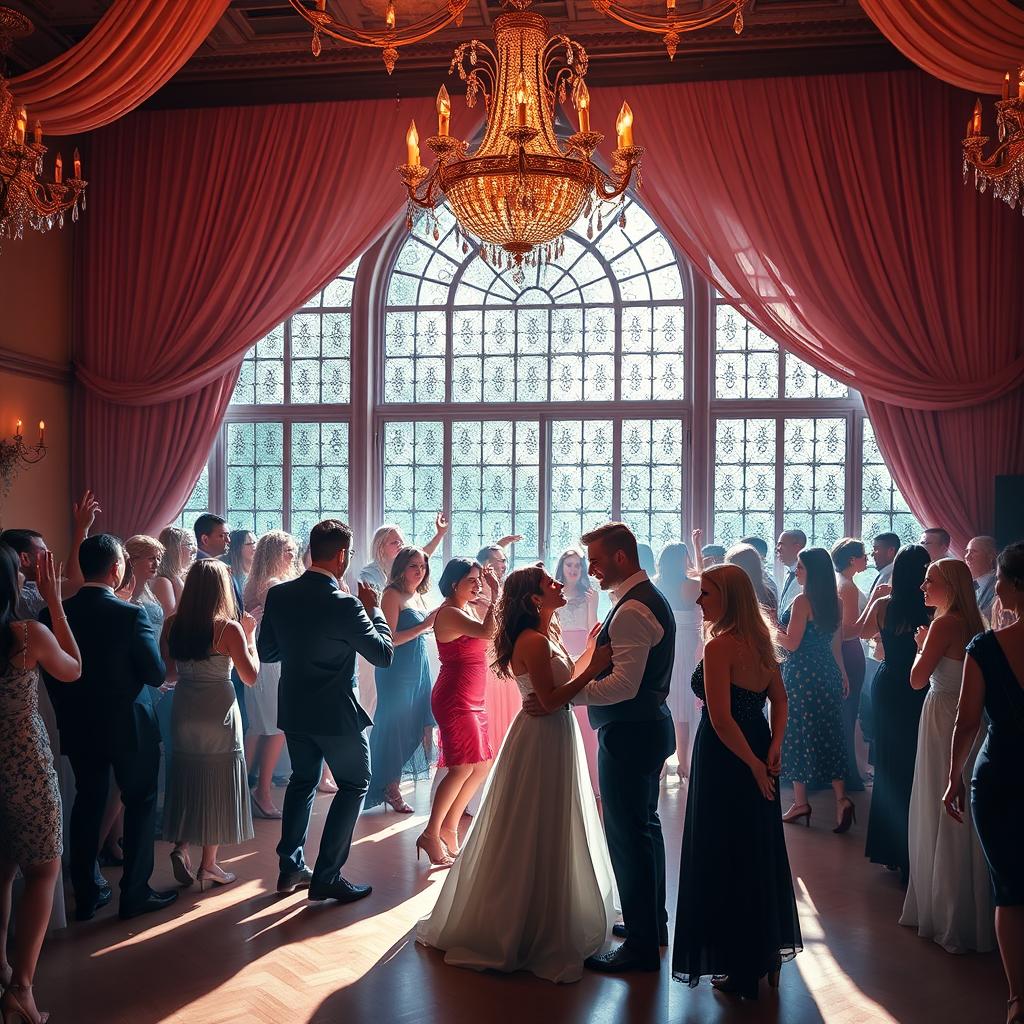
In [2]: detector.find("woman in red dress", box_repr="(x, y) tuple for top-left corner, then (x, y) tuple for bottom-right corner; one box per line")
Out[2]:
(418, 558), (498, 866)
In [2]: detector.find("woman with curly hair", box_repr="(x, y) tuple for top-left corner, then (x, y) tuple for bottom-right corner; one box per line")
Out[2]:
(417, 565), (615, 983)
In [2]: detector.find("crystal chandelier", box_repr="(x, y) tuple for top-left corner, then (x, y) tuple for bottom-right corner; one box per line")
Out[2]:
(963, 67), (1024, 214)
(397, 0), (642, 269)
(286, 0), (746, 73)
(0, 8), (86, 244)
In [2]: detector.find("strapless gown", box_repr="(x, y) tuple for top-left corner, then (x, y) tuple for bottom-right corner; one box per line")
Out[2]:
(418, 642), (616, 982)
(432, 634), (491, 767)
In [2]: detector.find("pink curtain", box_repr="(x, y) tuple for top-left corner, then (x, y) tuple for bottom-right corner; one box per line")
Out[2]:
(10, 0), (228, 135)
(589, 72), (1024, 545)
(76, 97), (436, 537)
(860, 0), (1024, 95)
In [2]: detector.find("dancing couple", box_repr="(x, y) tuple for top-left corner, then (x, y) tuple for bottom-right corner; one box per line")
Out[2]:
(418, 521), (678, 982)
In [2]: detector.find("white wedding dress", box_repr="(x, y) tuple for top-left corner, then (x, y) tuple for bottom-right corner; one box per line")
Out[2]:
(417, 641), (617, 983)
(900, 656), (995, 953)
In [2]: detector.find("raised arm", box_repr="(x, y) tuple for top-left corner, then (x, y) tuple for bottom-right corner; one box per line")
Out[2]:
(63, 489), (101, 597)
(942, 652), (987, 823)
(421, 512), (450, 558)
(434, 604), (494, 641)
(32, 549), (81, 681)
(703, 637), (775, 800)
(517, 630), (612, 713)
(776, 594), (808, 652)
(690, 528), (705, 574)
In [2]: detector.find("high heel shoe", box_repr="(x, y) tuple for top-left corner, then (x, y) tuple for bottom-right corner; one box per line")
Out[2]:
(383, 784), (414, 814)
(197, 867), (237, 892)
(1, 984), (48, 1024)
(711, 974), (759, 1000)
(415, 833), (454, 867)
(439, 828), (460, 857)
(170, 847), (195, 887)
(833, 798), (857, 834)
(251, 794), (283, 819)
(782, 803), (812, 826)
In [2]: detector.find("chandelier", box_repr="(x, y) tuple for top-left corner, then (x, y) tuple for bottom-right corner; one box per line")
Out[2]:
(0, 7), (86, 244)
(963, 67), (1024, 214)
(286, 0), (746, 74)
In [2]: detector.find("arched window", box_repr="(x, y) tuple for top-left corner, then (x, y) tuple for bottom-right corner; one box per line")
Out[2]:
(182, 193), (920, 565)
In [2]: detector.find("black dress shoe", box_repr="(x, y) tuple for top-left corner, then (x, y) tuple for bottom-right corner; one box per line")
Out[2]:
(611, 923), (670, 946)
(277, 867), (314, 894)
(308, 878), (372, 904)
(584, 945), (660, 973)
(118, 888), (178, 921)
(74, 885), (113, 922)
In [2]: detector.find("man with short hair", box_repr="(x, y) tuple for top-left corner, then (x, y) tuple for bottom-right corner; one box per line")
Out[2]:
(868, 532), (900, 597)
(919, 527), (951, 562)
(775, 528), (807, 618)
(739, 535), (779, 603)
(562, 521), (676, 973)
(701, 544), (726, 567)
(965, 535), (998, 620)
(258, 520), (393, 903)
(41, 534), (174, 921)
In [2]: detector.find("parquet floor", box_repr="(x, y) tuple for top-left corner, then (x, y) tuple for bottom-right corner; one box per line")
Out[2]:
(37, 778), (1003, 1024)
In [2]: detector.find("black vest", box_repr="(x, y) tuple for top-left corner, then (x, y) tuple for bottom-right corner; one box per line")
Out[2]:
(588, 578), (675, 729)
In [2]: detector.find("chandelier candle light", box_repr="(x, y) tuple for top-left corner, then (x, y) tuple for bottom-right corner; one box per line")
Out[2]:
(962, 66), (1024, 213)
(0, 7), (86, 243)
(396, 0), (644, 272)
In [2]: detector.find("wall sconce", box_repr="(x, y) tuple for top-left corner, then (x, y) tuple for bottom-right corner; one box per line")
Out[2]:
(1, 419), (47, 500)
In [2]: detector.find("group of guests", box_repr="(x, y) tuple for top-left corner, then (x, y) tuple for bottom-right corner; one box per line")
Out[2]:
(0, 492), (1021, 1020)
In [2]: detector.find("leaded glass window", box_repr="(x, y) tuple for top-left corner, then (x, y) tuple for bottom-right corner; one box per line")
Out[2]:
(383, 198), (685, 405)
(549, 419), (615, 555)
(620, 419), (686, 553)
(176, 463), (210, 530)
(861, 420), (922, 544)
(382, 420), (444, 547)
(782, 417), (847, 547)
(714, 418), (777, 547)
(226, 422), (284, 534)
(291, 422), (349, 541)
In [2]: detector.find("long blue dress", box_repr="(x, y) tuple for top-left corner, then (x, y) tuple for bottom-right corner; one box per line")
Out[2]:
(781, 620), (847, 787)
(674, 661), (802, 993)
(967, 630), (1024, 906)
(365, 606), (435, 808)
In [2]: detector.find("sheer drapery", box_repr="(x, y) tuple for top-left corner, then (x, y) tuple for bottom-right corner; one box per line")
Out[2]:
(589, 72), (1024, 544)
(860, 0), (1024, 95)
(76, 97), (436, 536)
(10, 1), (228, 135)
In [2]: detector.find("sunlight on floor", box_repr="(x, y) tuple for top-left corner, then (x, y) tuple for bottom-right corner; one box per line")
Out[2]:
(793, 877), (900, 1024)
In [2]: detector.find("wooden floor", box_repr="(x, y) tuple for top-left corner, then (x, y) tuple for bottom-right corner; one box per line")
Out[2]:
(37, 776), (1003, 1024)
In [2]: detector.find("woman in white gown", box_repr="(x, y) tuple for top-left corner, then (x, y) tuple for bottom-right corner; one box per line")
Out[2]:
(417, 566), (617, 983)
(900, 558), (995, 954)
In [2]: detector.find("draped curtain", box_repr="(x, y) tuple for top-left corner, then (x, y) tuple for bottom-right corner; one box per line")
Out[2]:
(859, 0), (1024, 95)
(589, 72), (1024, 546)
(76, 96), (436, 536)
(11, 0), (228, 135)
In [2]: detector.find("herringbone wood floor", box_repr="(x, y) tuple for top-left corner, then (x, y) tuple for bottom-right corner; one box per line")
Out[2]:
(37, 778), (1003, 1024)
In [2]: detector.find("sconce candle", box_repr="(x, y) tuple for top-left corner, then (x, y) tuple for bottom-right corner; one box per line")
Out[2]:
(39, 421), (45, 445)
(15, 420), (22, 437)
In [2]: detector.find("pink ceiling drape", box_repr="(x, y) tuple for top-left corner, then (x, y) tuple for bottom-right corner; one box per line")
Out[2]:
(10, 0), (229, 135)
(859, 0), (1024, 95)
(76, 96), (436, 536)
(589, 72), (1024, 546)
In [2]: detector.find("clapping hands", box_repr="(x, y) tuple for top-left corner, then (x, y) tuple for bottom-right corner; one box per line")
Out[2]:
(357, 580), (379, 615)
(481, 566), (500, 596)
(36, 550), (63, 608)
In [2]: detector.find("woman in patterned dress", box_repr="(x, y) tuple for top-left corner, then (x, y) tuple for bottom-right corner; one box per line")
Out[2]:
(777, 547), (856, 833)
(0, 545), (82, 1024)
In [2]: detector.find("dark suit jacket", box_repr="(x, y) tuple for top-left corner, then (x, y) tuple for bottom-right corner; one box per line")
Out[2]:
(41, 586), (166, 758)
(257, 570), (393, 736)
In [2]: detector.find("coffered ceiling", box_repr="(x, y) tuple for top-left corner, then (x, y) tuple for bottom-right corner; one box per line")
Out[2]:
(7, 0), (910, 107)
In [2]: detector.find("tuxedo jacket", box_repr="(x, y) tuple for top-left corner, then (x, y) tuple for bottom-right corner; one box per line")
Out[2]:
(257, 570), (393, 737)
(41, 586), (165, 758)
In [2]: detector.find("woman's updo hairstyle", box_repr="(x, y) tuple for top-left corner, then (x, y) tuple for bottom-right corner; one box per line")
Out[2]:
(438, 557), (480, 598)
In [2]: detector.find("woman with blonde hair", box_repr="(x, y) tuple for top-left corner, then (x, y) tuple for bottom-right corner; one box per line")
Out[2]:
(725, 543), (778, 621)
(358, 516), (450, 592)
(673, 564), (801, 1000)
(162, 560), (259, 890)
(417, 565), (614, 982)
(243, 531), (299, 818)
(152, 526), (196, 619)
(901, 557), (995, 953)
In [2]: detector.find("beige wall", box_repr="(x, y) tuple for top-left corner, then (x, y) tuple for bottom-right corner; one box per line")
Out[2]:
(0, 225), (74, 550)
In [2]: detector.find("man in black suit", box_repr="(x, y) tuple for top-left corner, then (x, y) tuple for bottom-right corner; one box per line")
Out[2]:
(258, 519), (393, 903)
(41, 534), (177, 921)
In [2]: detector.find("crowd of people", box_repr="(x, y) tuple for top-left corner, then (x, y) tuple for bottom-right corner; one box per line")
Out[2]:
(0, 494), (1020, 1023)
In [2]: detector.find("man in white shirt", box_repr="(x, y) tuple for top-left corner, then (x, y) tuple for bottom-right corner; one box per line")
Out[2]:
(919, 527), (951, 562)
(965, 535), (998, 621)
(564, 523), (676, 973)
(775, 528), (807, 619)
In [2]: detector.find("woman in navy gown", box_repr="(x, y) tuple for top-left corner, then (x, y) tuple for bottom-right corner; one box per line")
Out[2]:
(945, 542), (1024, 1023)
(366, 547), (437, 812)
(673, 563), (801, 1001)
